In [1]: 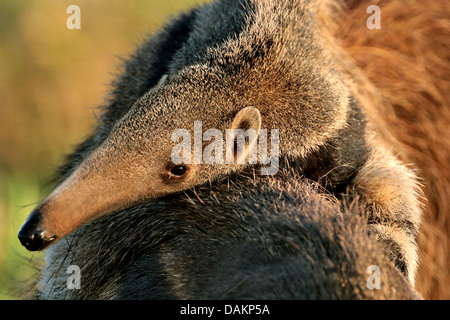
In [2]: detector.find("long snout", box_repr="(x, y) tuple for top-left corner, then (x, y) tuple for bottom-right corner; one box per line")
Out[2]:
(18, 184), (94, 251)
(17, 175), (108, 251)
(17, 153), (156, 251)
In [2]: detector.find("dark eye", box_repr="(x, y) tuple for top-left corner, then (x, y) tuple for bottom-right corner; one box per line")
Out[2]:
(170, 165), (188, 177)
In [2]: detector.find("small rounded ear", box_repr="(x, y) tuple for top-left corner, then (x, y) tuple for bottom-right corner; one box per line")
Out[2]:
(227, 107), (262, 165)
(230, 106), (262, 133)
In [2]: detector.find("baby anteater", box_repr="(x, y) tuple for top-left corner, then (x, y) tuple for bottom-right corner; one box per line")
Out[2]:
(19, 0), (422, 285)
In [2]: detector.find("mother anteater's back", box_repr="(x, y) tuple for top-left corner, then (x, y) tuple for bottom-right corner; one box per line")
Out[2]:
(35, 167), (420, 299)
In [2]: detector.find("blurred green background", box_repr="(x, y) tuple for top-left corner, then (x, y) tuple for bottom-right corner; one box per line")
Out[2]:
(0, 0), (206, 299)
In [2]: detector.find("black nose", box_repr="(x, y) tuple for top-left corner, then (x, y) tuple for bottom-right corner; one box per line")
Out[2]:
(18, 230), (48, 251)
(18, 208), (56, 251)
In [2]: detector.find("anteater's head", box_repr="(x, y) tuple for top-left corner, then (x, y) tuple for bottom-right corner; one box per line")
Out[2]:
(18, 0), (354, 251)
(18, 69), (264, 251)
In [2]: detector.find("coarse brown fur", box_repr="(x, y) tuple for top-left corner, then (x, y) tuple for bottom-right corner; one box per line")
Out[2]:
(331, 0), (450, 299)
(18, 0), (430, 294)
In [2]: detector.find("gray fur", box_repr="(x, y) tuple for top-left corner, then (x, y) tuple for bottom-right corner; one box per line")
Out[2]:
(21, 0), (423, 295)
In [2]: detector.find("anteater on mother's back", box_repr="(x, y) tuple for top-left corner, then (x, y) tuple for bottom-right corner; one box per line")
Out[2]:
(19, 0), (427, 297)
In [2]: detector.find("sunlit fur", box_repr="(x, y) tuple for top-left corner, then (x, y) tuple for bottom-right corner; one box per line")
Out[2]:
(23, 0), (429, 297)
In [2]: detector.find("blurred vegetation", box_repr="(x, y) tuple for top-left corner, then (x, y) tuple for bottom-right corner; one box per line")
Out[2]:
(0, 0), (206, 299)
